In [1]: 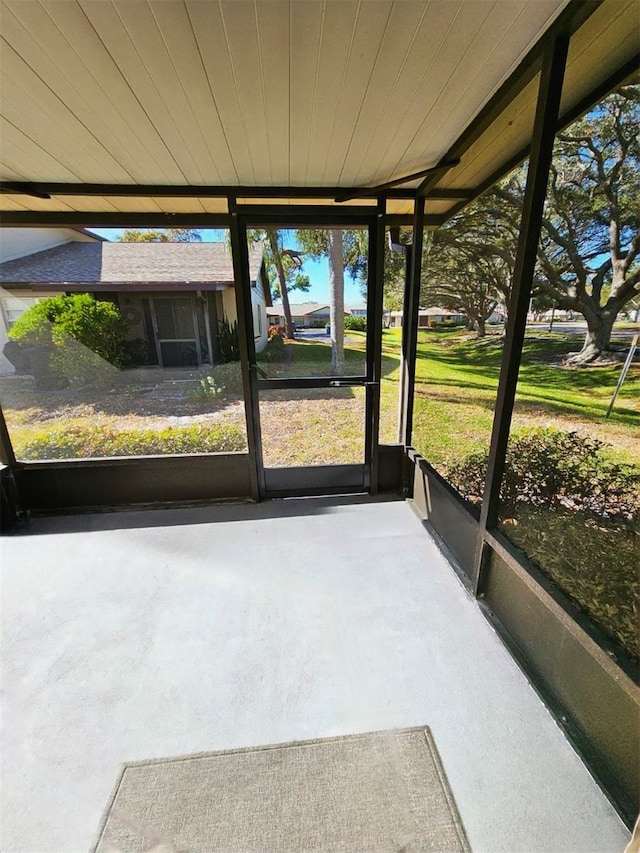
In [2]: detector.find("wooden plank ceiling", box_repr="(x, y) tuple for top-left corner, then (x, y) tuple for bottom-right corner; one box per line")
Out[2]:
(0, 0), (637, 219)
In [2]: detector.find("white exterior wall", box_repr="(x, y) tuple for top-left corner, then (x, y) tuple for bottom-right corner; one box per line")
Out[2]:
(220, 278), (268, 355)
(250, 277), (268, 354)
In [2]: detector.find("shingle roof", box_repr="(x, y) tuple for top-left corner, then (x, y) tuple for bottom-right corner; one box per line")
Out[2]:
(0, 241), (263, 284)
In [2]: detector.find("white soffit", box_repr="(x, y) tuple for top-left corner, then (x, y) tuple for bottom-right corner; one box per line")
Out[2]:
(0, 0), (568, 188)
(0, 0), (637, 219)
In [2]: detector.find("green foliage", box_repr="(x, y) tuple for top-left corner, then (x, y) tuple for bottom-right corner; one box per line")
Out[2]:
(448, 428), (639, 522)
(502, 506), (639, 659)
(344, 315), (366, 331)
(256, 333), (286, 363)
(447, 426), (639, 658)
(192, 363), (244, 401)
(49, 337), (119, 388)
(215, 318), (240, 363)
(15, 422), (245, 460)
(422, 85), (640, 357)
(296, 228), (368, 286)
(249, 229), (311, 300)
(8, 294), (129, 386)
(119, 228), (202, 242)
(121, 337), (152, 365)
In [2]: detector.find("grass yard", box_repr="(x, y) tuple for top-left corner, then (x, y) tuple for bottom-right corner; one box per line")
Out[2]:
(410, 328), (639, 471)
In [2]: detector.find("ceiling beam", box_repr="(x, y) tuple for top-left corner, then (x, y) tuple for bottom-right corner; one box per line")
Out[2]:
(0, 182), (472, 202)
(0, 209), (443, 230)
(0, 182), (51, 200)
(334, 160), (460, 203)
(0, 183), (422, 200)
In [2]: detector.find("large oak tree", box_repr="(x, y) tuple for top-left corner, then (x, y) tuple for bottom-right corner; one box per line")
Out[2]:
(423, 84), (639, 360)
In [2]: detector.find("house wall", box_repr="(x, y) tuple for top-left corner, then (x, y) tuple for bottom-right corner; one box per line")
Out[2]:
(221, 281), (267, 355)
(250, 278), (268, 353)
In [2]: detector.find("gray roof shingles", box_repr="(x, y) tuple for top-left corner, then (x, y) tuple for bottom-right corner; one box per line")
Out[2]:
(0, 241), (264, 284)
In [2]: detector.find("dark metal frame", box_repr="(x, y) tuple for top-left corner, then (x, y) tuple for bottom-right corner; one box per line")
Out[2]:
(471, 30), (570, 592)
(399, 198), (426, 447)
(234, 208), (384, 499)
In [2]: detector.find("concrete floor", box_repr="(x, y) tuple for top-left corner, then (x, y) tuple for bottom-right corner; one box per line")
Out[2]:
(1, 497), (629, 852)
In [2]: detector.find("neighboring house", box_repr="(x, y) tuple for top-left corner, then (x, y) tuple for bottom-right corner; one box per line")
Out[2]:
(0, 237), (269, 374)
(267, 303), (365, 328)
(487, 307), (507, 324)
(386, 307), (467, 328)
(349, 305), (367, 317)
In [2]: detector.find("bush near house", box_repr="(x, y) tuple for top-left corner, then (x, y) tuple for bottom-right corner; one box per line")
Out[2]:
(344, 315), (366, 331)
(193, 362), (244, 401)
(8, 294), (130, 387)
(215, 318), (240, 363)
(257, 333), (286, 363)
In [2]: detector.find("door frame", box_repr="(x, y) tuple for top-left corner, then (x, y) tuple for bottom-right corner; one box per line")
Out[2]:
(232, 207), (385, 500)
(148, 293), (203, 368)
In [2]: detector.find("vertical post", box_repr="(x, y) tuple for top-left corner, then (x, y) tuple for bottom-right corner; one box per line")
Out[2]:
(228, 198), (262, 500)
(0, 402), (22, 529)
(472, 31), (570, 594)
(368, 198), (386, 494)
(0, 403), (17, 466)
(399, 197), (425, 446)
(396, 243), (412, 439)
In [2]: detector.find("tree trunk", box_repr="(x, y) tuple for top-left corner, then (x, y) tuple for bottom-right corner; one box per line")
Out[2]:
(569, 310), (616, 363)
(328, 229), (345, 373)
(268, 230), (295, 340)
(476, 317), (486, 337)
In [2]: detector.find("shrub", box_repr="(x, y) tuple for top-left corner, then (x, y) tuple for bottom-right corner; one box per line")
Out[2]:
(447, 428), (639, 523)
(344, 315), (366, 331)
(8, 294), (129, 387)
(192, 362), (244, 401)
(257, 333), (286, 364)
(215, 317), (240, 363)
(14, 422), (246, 460)
(268, 325), (286, 339)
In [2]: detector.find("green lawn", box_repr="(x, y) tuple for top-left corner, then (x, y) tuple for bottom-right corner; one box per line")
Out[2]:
(409, 329), (639, 470)
(273, 327), (639, 467)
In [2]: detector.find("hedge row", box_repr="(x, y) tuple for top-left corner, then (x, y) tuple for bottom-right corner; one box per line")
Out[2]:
(15, 422), (246, 460)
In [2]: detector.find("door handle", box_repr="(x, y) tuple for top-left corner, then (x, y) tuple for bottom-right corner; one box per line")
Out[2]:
(329, 380), (378, 387)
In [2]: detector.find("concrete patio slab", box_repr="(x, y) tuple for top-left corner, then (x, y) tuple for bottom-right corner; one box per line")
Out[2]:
(1, 497), (629, 852)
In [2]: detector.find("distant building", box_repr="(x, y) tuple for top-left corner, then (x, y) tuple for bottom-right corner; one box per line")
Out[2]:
(267, 304), (366, 328)
(386, 307), (466, 329)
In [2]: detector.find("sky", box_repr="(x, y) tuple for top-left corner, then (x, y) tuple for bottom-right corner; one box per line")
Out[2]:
(88, 228), (366, 306)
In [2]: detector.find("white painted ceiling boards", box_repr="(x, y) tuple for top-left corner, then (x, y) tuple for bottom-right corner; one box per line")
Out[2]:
(0, 0), (638, 218)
